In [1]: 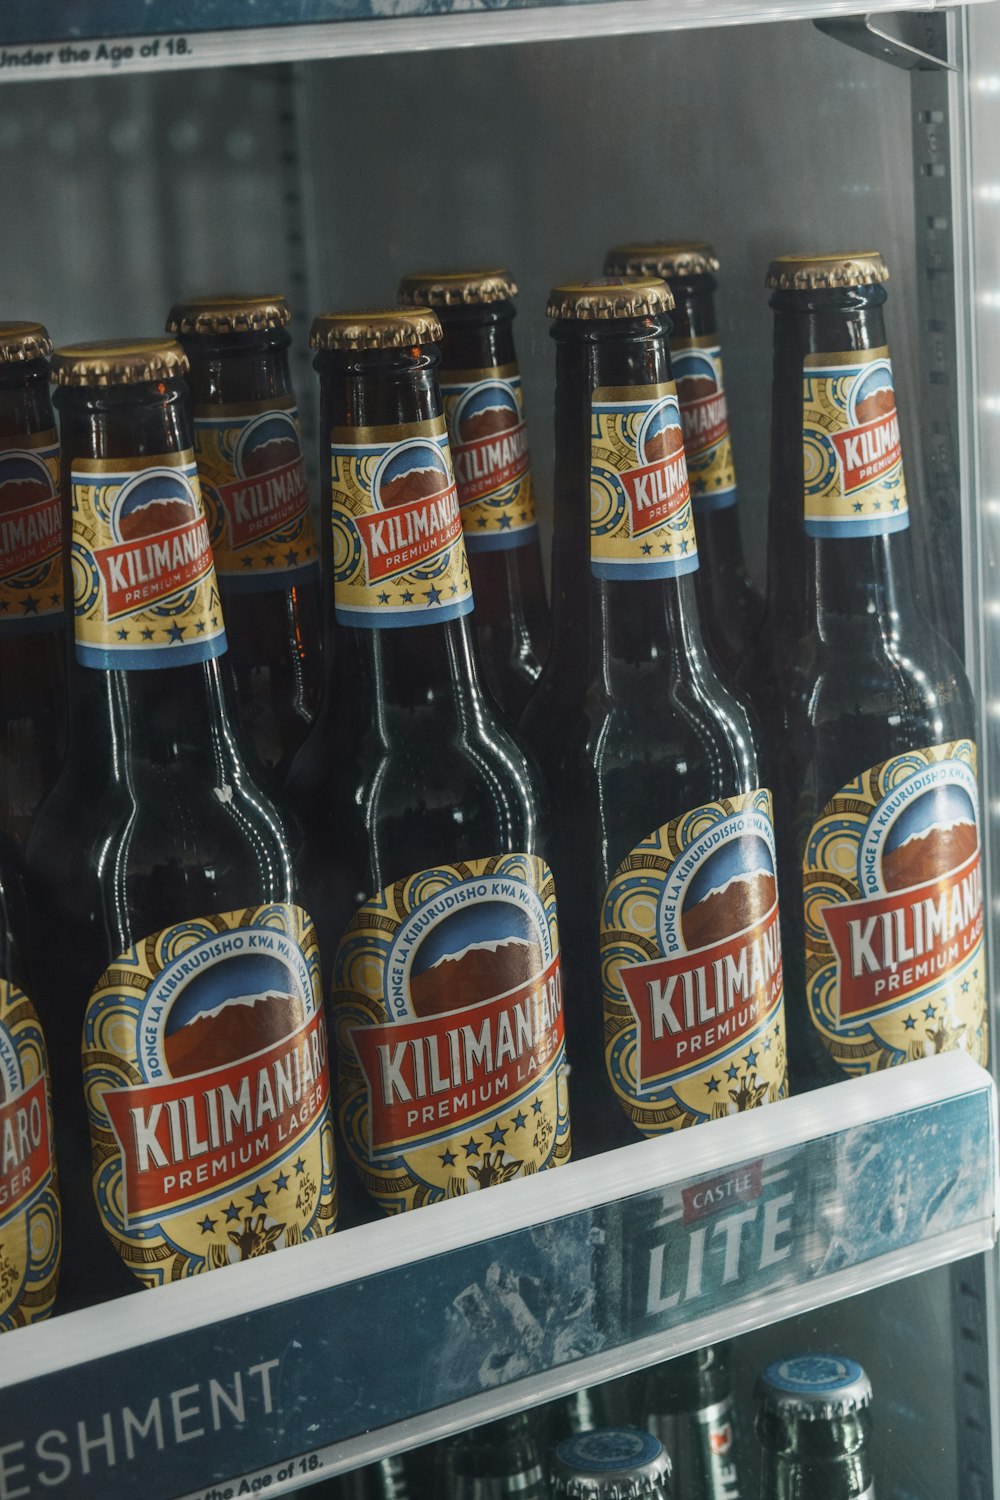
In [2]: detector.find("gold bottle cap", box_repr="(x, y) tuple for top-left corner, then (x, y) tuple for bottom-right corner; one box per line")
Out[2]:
(765, 253), (890, 290)
(309, 307), (443, 351)
(0, 322), (53, 363)
(50, 338), (190, 387)
(604, 242), (720, 279)
(165, 294), (291, 335)
(397, 269), (518, 307)
(546, 276), (674, 321)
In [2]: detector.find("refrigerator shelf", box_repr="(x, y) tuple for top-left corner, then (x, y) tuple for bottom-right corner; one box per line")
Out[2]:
(0, 1051), (994, 1500)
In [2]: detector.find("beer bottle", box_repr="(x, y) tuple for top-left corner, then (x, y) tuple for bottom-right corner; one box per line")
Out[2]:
(167, 294), (322, 776)
(397, 270), (550, 719)
(289, 307), (569, 1215)
(644, 1345), (744, 1499)
(550, 1429), (672, 1500)
(521, 279), (786, 1158)
(0, 323), (65, 846)
(438, 1412), (548, 1500)
(0, 834), (60, 1329)
(26, 338), (337, 1310)
(755, 1355), (874, 1499)
(603, 245), (762, 679)
(328, 1456), (412, 1500)
(758, 254), (984, 1090)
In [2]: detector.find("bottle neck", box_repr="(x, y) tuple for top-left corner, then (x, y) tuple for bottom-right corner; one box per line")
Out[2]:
(179, 327), (293, 405)
(758, 1409), (874, 1500)
(666, 275), (718, 344)
(437, 300), (517, 374)
(0, 359), (55, 440)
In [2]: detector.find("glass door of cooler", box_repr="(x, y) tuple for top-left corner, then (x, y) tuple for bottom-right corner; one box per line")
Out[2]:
(0, 4), (999, 1500)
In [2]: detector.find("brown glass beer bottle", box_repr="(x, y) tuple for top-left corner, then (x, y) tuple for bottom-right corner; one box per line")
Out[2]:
(0, 323), (66, 846)
(397, 270), (550, 719)
(521, 279), (787, 1157)
(167, 294), (323, 776)
(288, 307), (570, 1215)
(27, 338), (337, 1310)
(756, 254), (983, 1090)
(603, 245), (762, 680)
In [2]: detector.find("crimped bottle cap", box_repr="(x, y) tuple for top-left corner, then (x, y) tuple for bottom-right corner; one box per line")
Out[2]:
(50, 338), (189, 387)
(546, 277), (674, 320)
(604, 242), (720, 279)
(398, 269), (517, 307)
(765, 253), (889, 290)
(551, 1430), (671, 1499)
(166, 294), (291, 335)
(0, 322), (53, 363)
(757, 1355), (873, 1420)
(310, 307), (442, 351)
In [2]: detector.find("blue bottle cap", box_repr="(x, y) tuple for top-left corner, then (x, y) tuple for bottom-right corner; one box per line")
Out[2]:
(551, 1429), (671, 1498)
(757, 1355), (873, 1419)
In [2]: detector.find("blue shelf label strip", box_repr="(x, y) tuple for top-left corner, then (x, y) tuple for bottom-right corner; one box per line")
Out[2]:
(0, 1085), (993, 1499)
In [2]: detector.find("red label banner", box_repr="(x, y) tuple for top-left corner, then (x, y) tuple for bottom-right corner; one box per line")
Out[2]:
(95, 516), (214, 618)
(680, 392), (730, 456)
(103, 1010), (330, 1224)
(821, 850), (983, 1022)
(217, 457), (309, 548)
(831, 408), (902, 494)
(620, 452), (691, 535)
(356, 484), (462, 582)
(0, 1076), (51, 1226)
(351, 955), (564, 1153)
(0, 497), (61, 578)
(620, 904), (783, 1086)
(682, 1160), (763, 1224)
(452, 423), (530, 505)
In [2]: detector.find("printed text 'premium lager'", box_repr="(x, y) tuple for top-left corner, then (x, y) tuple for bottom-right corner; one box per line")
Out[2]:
(288, 307), (569, 1217)
(522, 278), (786, 1157)
(27, 338), (336, 1309)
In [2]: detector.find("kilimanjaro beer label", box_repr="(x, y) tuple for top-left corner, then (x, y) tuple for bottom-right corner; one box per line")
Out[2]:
(0, 979), (59, 1330)
(192, 397), (319, 590)
(802, 346), (909, 536)
(602, 788), (787, 1134)
(333, 854), (570, 1212)
(330, 415), (474, 630)
(71, 450), (227, 670)
(672, 338), (737, 512)
(82, 903), (337, 1286)
(804, 741), (986, 1074)
(0, 431), (62, 633)
(440, 364), (538, 552)
(590, 382), (699, 580)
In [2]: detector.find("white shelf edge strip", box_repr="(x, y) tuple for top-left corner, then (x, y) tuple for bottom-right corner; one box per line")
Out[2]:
(0, 1051), (993, 1386)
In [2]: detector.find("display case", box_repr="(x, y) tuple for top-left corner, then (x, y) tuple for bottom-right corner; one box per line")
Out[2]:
(1, 3), (999, 1497)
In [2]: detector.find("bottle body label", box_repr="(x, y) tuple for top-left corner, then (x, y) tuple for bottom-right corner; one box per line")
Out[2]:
(192, 397), (319, 590)
(590, 382), (699, 580)
(802, 346), (909, 536)
(441, 364), (538, 552)
(673, 339), (737, 512)
(804, 741), (986, 1073)
(82, 903), (337, 1286)
(329, 416), (474, 629)
(333, 854), (571, 1211)
(602, 788), (787, 1134)
(71, 450), (227, 670)
(0, 979), (59, 1329)
(0, 430), (62, 633)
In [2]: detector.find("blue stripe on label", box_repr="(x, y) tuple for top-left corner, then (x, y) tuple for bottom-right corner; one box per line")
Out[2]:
(691, 489), (738, 513)
(465, 524), (539, 554)
(219, 560), (320, 593)
(335, 596), (475, 630)
(804, 514), (910, 539)
(591, 555), (700, 582)
(76, 633), (228, 671)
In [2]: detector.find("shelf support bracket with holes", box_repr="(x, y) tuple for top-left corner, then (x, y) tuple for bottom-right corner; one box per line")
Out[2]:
(814, 11), (956, 70)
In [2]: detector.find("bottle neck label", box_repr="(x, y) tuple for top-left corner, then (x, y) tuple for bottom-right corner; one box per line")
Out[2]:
(0, 978), (59, 1330)
(804, 741), (986, 1072)
(329, 415), (474, 630)
(70, 449), (227, 671)
(0, 429), (63, 634)
(590, 382), (699, 580)
(602, 788), (787, 1133)
(802, 347), (909, 537)
(333, 854), (571, 1211)
(82, 903), (338, 1285)
(650, 1397), (743, 1500)
(192, 396), (319, 591)
(672, 338), (738, 513)
(441, 364), (538, 552)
